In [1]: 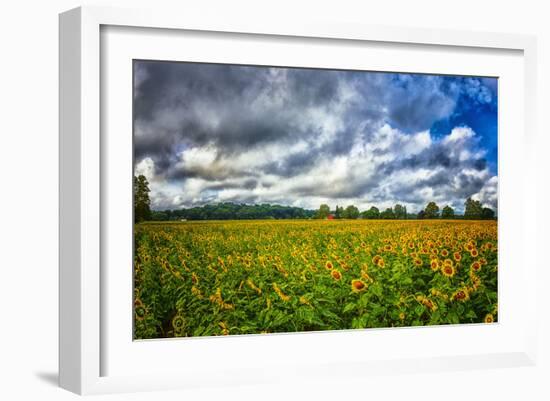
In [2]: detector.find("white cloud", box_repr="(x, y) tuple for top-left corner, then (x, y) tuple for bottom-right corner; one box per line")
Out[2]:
(134, 157), (155, 181)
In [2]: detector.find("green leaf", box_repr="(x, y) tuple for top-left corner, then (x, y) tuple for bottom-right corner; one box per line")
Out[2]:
(343, 303), (357, 313)
(402, 277), (413, 285)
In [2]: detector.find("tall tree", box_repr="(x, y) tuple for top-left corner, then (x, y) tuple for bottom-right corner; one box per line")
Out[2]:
(343, 205), (360, 219)
(317, 204), (330, 219)
(482, 207), (496, 219)
(394, 204), (406, 219)
(134, 175), (151, 222)
(334, 205), (344, 219)
(464, 197), (483, 219)
(424, 202), (440, 219)
(441, 205), (455, 219)
(380, 207), (395, 219)
(417, 210), (426, 220)
(362, 206), (380, 219)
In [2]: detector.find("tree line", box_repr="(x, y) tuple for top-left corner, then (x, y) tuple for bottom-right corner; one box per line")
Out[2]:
(314, 198), (495, 220)
(150, 203), (316, 221)
(134, 175), (496, 222)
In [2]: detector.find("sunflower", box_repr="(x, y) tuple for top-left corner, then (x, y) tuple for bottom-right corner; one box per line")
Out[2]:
(377, 258), (386, 268)
(484, 314), (494, 324)
(351, 279), (367, 293)
(413, 258), (423, 267)
(430, 288), (448, 300)
(273, 283), (291, 302)
(421, 298), (437, 312)
(191, 285), (203, 298)
(372, 255), (382, 266)
(331, 269), (342, 281)
(441, 249), (449, 257)
(135, 304), (147, 321)
(219, 321), (229, 335)
(172, 314), (185, 331)
(470, 249), (479, 258)
(325, 261), (334, 270)
(246, 278), (262, 295)
(471, 261), (482, 272)
(453, 252), (462, 262)
(399, 312), (406, 320)
(470, 274), (482, 290)
(452, 288), (470, 302)
(430, 259), (439, 271)
(361, 270), (374, 283)
(441, 264), (455, 278)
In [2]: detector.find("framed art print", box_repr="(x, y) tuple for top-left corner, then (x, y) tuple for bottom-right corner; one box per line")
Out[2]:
(131, 60), (499, 340)
(59, 5), (538, 395)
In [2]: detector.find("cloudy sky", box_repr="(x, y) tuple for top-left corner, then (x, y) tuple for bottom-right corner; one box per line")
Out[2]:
(133, 60), (498, 213)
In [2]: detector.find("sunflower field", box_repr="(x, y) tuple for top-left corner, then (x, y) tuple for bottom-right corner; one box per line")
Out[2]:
(133, 219), (497, 339)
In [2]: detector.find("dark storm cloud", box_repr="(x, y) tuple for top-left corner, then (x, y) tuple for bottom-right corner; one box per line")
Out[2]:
(134, 62), (355, 177)
(133, 61), (498, 212)
(290, 175), (373, 199)
(134, 63), (420, 179)
(204, 178), (259, 191)
(380, 143), (487, 176)
(385, 75), (459, 133)
(263, 150), (320, 178)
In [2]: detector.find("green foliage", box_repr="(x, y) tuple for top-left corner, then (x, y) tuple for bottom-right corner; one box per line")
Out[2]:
(424, 202), (440, 219)
(441, 205), (455, 219)
(482, 207), (495, 219)
(148, 199), (495, 222)
(157, 202), (316, 221)
(134, 175), (151, 223)
(464, 197), (483, 219)
(362, 206), (380, 219)
(380, 207), (395, 219)
(394, 204), (407, 219)
(343, 205), (360, 219)
(317, 204), (331, 219)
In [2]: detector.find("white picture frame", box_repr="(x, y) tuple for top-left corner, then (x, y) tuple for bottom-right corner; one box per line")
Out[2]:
(59, 5), (538, 395)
